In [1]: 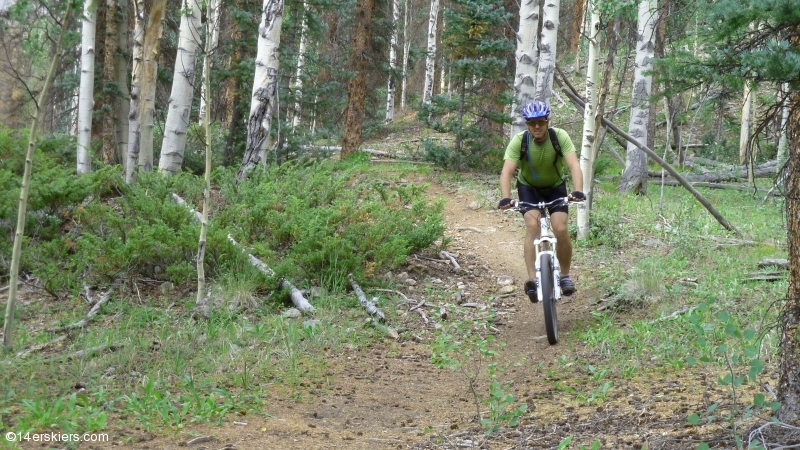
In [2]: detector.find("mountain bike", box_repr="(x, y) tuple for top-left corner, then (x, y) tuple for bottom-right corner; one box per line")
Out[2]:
(510, 197), (577, 345)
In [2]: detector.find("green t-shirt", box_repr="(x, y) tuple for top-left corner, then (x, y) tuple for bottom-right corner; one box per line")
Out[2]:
(503, 128), (576, 188)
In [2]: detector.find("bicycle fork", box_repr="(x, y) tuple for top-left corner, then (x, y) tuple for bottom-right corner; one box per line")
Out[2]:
(534, 219), (562, 303)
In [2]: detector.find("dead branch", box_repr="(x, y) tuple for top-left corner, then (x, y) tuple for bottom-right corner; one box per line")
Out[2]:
(372, 288), (413, 303)
(455, 226), (483, 233)
(439, 251), (461, 272)
(68, 342), (122, 359)
(172, 193), (203, 222)
(648, 307), (691, 325)
(48, 289), (112, 332)
(415, 308), (429, 324)
(15, 334), (68, 359)
(347, 273), (386, 322)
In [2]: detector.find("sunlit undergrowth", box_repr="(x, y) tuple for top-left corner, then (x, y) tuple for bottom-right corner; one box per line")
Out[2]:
(0, 137), (444, 296)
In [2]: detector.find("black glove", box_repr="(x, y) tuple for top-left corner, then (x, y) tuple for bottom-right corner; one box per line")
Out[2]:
(569, 191), (586, 201)
(497, 198), (513, 210)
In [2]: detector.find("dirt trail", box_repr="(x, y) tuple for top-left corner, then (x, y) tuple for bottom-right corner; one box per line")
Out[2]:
(116, 180), (588, 450)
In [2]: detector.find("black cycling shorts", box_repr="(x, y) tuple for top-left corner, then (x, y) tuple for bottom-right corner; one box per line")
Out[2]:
(516, 181), (568, 216)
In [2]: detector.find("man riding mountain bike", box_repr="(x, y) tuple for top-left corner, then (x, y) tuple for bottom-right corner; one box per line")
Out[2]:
(497, 101), (585, 301)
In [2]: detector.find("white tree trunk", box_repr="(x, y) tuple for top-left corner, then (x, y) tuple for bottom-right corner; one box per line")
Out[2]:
(400, 0), (410, 110)
(422, 0), (439, 106)
(115, 0), (130, 169)
(777, 82), (789, 165)
(739, 83), (753, 165)
(576, 0), (600, 240)
(511, 0), (541, 137)
(198, 0), (220, 125)
(385, 0), (399, 122)
(238, 0), (284, 179)
(533, 0), (559, 103)
(77, 0), (97, 175)
(291, 2), (308, 129)
(125, 0), (145, 183)
(618, 0), (657, 194)
(159, 0), (202, 176)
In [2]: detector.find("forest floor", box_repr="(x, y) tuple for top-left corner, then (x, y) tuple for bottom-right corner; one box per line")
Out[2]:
(107, 165), (777, 450)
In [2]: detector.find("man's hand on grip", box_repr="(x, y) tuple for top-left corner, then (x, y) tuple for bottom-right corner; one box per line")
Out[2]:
(497, 198), (513, 210)
(569, 191), (586, 202)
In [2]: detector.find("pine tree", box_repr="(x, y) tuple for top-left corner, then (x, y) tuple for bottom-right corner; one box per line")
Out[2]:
(420, 0), (513, 168)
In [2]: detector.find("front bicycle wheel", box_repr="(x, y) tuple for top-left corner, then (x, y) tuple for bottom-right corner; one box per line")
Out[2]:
(539, 254), (558, 345)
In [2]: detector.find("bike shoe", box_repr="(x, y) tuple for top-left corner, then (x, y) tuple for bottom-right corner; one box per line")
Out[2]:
(560, 275), (576, 296)
(524, 278), (539, 303)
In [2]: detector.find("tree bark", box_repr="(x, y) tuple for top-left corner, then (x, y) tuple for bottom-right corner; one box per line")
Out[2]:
(777, 82), (789, 166)
(197, 1), (213, 308)
(125, 0), (145, 183)
(291, 2), (308, 129)
(102, 0), (120, 166)
(114, 0), (129, 168)
(400, 0), (411, 110)
(127, 0), (167, 182)
(533, 0), (559, 104)
(4, 0), (74, 350)
(510, 0), (541, 137)
(422, 0), (439, 107)
(778, 87), (800, 424)
(341, 0), (376, 157)
(576, 0), (600, 240)
(159, 0), (203, 176)
(77, 0), (97, 175)
(224, 0), (245, 167)
(199, 0), (221, 125)
(385, 0), (399, 122)
(239, 0), (284, 179)
(618, 0), (657, 194)
(569, 0), (586, 54)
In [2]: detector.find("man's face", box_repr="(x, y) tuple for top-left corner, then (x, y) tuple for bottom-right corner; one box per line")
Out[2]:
(526, 118), (549, 142)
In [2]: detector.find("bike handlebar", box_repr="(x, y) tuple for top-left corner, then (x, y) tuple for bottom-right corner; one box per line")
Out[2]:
(513, 197), (582, 210)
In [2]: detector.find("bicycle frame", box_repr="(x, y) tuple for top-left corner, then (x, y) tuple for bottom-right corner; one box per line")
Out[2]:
(513, 198), (569, 302)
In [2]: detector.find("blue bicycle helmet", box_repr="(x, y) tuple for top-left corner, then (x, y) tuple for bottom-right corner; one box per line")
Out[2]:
(521, 101), (550, 120)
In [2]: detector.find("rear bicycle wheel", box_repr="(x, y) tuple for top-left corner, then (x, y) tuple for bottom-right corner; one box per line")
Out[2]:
(539, 254), (558, 345)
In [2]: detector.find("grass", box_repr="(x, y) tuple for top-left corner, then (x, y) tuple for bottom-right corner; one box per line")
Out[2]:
(1, 288), (391, 444)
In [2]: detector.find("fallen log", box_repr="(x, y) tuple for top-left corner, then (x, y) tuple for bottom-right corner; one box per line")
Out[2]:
(172, 194), (314, 314)
(648, 163), (779, 183)
(758, 258), (788, 269)
(227, 235), (315, 314)
(347, 273), (385, 322)
(14, 335), (68, 359)
(48, 289), (112, 332)
(743, 272), (786, 282)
